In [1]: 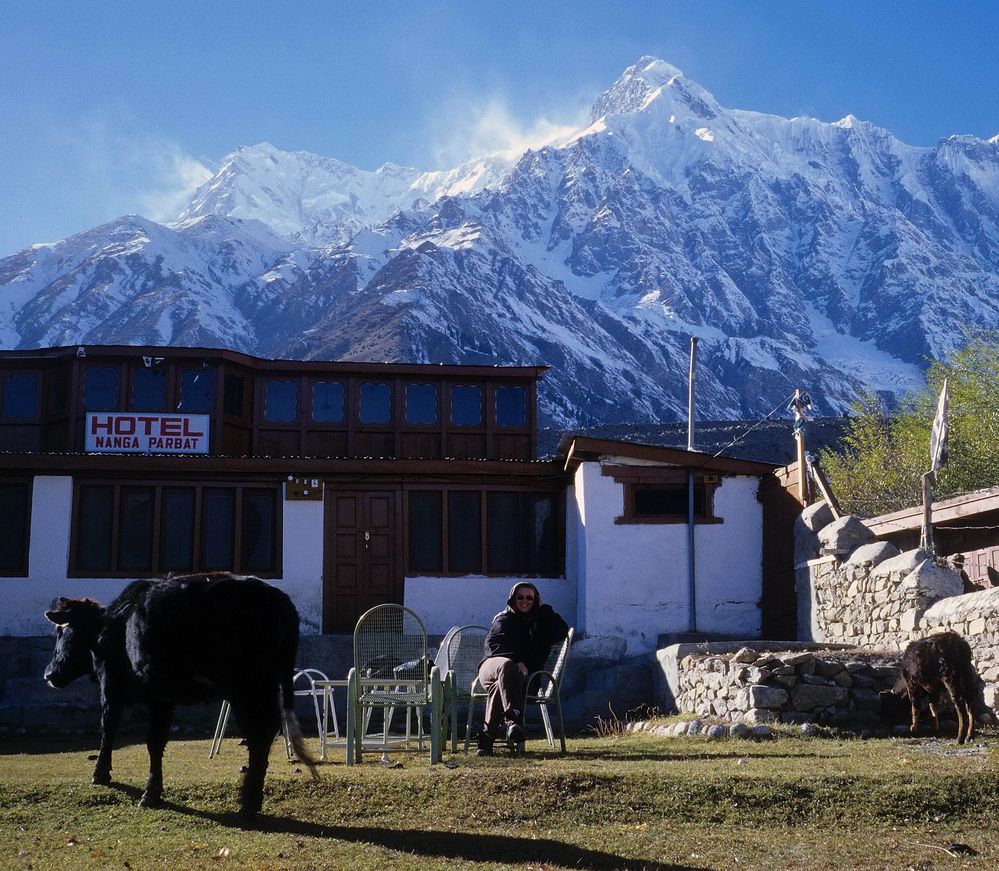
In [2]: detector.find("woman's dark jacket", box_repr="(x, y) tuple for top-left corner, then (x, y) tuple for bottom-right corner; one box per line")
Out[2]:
(482, 582), (569, 673)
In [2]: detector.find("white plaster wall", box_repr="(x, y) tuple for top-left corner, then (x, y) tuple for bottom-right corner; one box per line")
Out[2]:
(278, 498), (325, 634)
(574, 461), (763, 655)
(405, 576), (576, 636)
(1, 476), (328, 637)
(1, 476), (139, 636)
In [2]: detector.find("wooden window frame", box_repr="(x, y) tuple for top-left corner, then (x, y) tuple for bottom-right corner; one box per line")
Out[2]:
(68, 479), (282, 578)
(403, 484), (564, 578)
(0, 478), (33, 577)
(603, 465), (724, 525)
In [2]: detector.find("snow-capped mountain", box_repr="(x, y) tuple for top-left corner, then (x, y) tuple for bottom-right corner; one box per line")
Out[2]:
(3, 56), (999, 427)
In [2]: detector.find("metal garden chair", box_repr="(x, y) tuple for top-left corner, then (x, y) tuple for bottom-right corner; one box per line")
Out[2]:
(464, 626), (574, 754)
(345, 604), (444, 765)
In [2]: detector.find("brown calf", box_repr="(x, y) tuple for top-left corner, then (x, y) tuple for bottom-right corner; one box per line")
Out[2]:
(894, 631), (978, 744)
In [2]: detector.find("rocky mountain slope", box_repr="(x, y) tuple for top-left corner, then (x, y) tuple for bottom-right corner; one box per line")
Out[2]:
(3, 57), (998, 426)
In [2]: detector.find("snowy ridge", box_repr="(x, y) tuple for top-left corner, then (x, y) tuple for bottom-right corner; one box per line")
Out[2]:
(2, 57), (999, 426)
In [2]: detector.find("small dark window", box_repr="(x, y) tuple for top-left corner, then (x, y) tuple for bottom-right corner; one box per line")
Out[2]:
(2, 372), (40, 418)
(0, 482), (30, 575)
(84, 367), (119, 411)
(633, 485), (703, 517)
(312, 381), (345, 423)
(526, 494), (557, 575)
(495, 385), (527, 426)
(265, 380), (298, 423)
(118, 487), (154, 571)
(77, 485), (114, 571)
(448, 491), (482, 573)
(224, 374), (246, 417)
(131, 368), (166, 411)
(359, 382), (392, 424)
(161, 488), (195, 571)
(179, 368), (214, 412)
(405, 383), (438, 425)
(408, 491), (442, 572)
(242, 489), (277, 572)
(201, 488), (235, 569)
(486, 492), (519, 573)
(451, 385), (482, 426)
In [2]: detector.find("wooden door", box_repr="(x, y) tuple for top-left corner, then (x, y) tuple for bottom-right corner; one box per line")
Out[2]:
(324, 490), (401, 633)
(758, 470), (801, 640)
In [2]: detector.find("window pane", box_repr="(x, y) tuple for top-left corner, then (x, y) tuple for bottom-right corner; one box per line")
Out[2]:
(359, 382), (391, 424)
(495, 386), (527, 426)
(486, 492), (519, 573)
(408, 491), (442, 572)
(2, 372), (40, 418)
(48, 368), (70, 417)
(201, 488), (235, 570)
(223, 374), (245, 417)
(312, 381), (344, 423)
(131, 368), (166, 411)
(242, 489), (276, 572)
(265, 380), (298, 423)
(448, 491), (481, 573)
(633, 485), (698, 517)
(179, 368), (214, 412)
(118, 487), (154, 571)
(161, 488), (195, 572)
(84, 367), (119, 411)
(0, 483), (30, 574)
(451, 385), (481, 426)
(77, 485), (114, 571)
(526, 495), (557, 575)
(405, 383), (438, 425)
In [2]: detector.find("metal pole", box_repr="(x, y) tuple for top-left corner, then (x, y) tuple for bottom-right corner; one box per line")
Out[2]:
(687, 336), (698, 633)
(687, 337), (698, 452)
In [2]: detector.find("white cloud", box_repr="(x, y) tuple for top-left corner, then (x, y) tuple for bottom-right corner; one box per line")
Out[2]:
(430, 97), (583, 167)
(137, 146), (214, 222)
(57, 114), (213, 224)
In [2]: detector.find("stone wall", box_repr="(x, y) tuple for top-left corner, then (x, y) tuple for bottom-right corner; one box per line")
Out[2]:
(796, 502), (999, 712)
(670, 644), (901, 728)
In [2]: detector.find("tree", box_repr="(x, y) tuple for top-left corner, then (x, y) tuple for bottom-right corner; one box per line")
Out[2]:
(820, 330), (999, 517)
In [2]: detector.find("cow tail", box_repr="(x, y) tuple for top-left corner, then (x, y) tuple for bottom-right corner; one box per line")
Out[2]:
(281, 675), (320, 782)
(279, 603), (319, 782)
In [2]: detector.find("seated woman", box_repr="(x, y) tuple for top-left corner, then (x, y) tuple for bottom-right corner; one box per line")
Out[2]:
(475, 582), (569, 755)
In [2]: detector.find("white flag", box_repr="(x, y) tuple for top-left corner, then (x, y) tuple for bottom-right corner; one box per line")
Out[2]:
(929, 378), (949, 472)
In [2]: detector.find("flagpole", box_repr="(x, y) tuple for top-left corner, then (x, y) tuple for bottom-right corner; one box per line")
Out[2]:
(923, 377), (950, 555)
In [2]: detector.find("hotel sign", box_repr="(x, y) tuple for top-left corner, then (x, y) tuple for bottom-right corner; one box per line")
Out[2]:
(85, 413), (210, 454)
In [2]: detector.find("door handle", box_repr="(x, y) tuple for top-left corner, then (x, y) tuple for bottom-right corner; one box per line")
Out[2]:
(363, 530), (370, 549)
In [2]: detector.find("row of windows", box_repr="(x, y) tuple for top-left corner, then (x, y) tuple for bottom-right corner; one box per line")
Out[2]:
(0, 481), (561, 579)
(72, 483), (279, 576)
(0, 366), (529, 430)
(408, 490), (559, 576)
(264, 380), (526, 427)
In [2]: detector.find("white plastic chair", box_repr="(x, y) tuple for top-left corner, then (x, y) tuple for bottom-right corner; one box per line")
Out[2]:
(209, 667), (338, 759)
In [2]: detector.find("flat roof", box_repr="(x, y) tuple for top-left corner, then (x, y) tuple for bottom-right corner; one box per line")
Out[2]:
(0, 344), (549, 380)
(863, 485), (999, 535)
(556, 435), (779, 475)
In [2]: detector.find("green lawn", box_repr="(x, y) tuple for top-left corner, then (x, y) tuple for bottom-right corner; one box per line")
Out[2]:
(1, 726), (997, 870)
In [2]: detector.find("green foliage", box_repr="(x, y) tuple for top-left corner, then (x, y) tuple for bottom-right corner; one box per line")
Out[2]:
(821, 330), (999, 516)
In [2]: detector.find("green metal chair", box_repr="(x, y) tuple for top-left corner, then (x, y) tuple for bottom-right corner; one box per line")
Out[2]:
(441, 624), (488, 752)
(464, 626), (574, 754)
(345, 604), (444, 765)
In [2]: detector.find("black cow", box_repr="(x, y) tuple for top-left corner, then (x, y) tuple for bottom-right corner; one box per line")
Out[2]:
(44, 572), (318, 819)
(893, 631), (979, 744)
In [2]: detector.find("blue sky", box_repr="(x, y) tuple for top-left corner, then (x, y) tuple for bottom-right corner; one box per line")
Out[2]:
(2, 1), (997, 257)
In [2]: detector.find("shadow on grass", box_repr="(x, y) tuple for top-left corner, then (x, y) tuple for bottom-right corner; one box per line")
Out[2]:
(563, 748), (843, 763)
(108, 785), (708, 871)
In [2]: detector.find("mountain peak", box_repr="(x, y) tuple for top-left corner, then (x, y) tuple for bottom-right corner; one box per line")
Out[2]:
(589, 56), (718, 123)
